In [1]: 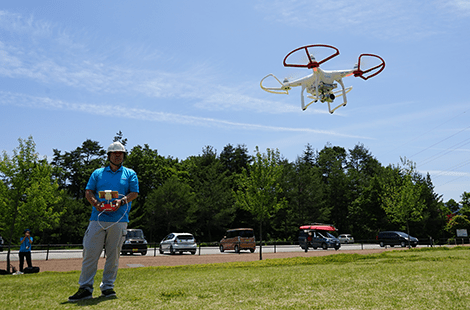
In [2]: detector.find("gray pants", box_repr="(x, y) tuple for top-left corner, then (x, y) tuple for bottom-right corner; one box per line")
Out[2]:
(78, 221), (127, 293)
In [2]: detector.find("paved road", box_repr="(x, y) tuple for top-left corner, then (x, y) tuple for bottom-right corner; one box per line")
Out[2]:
(1, 243), (413, 261)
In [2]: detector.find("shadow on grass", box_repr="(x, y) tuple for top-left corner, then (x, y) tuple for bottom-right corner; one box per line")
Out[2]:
(61, 296), (117, 306)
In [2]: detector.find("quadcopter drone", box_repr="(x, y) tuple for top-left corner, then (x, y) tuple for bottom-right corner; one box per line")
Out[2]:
(260, 44), (385, 114)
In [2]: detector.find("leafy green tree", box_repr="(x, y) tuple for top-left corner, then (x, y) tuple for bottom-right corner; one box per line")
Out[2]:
(219, 144), (253, 229)
(144, 175), (195, 241)
(183, 146), (235, 242)
(234, 147), (287, 260)
(445, 199), (460, 215)
(301, 143), (317, 165)
(51, 139), (105, 199)
(0, 137), (63, 272)
(379, 158), (426, 242)
(346, 144), (384, 238)
(445, 214), (470, 236)
(278, 156), (326, 241)
(49, 195), (89, 244)
(316, 144), (348, 229)
(219, 144), (251, 175)
(414, 173), (447, 239)
(349, 174), (387, 239)
(49, 139), (105, 244)
(459, 192), (470, 218)
(125, 144), (179, 229)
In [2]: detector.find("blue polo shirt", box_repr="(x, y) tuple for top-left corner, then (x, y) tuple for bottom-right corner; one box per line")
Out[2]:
(86, 165), (139, 223)
(19, 237), (33, 252)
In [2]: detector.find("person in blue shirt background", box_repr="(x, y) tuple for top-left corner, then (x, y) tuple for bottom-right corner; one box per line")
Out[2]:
(19, 229), (33, 272)
(69, 141), (139, 302)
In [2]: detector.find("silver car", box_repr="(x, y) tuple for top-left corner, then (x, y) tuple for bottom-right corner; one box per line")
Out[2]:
(159, 232), (197, 255)
(338, 234), (354, 244)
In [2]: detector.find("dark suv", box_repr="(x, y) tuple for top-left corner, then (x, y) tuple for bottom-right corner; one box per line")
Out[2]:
(377, 231), (418, 248)
(121, 229), (148, 255)
(299, 224), (341, 251)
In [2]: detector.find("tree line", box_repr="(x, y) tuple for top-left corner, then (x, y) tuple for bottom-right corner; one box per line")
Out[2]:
(1, 134), (469, 247)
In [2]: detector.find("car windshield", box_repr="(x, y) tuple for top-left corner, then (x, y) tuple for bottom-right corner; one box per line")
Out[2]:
(177, 234), (194, 240)
(239, 230), (254, 237)
(227, 229), (254, 238)
(127, 230), (144, 238)
(325, 232), (336, 239)
(316, 232), (336, 239)
(397, 232), (410, 238)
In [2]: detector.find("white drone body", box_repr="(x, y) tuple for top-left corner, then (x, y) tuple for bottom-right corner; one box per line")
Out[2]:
(260, 44), (385, 114)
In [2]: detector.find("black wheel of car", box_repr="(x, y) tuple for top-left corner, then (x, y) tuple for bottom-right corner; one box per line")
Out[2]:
(234, 245), (239, 253)
(250, 248), (255, 253)
(142, 251), (147, 256)
(322, 243), (328, 250)
(179, 251), (183, 255)
(312, 246), (317, 250)
(191, 251), (196, 255)
(379, 242), (384, 247)
(400, 241), (406, 247)
(170, 246), (175, 255)
(159, 248), (164, 254)
(335, 246), (340, 251)
(219, 245), (224, 252)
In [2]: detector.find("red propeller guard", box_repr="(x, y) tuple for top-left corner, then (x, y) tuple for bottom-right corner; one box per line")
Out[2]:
(353, 54), (385, 80)
(283, 44), (340, 69)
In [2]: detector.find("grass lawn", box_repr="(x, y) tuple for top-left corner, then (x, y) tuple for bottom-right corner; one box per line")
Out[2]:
(1, 247), (470, 309)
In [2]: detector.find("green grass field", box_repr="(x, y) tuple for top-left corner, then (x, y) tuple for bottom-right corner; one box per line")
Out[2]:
(1, 247), (470, 309)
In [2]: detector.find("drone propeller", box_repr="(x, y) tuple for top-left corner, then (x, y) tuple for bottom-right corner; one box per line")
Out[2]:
(353, 54), (385, 80)
(260, 74), (290, 95)
(283, 44), (340, 70)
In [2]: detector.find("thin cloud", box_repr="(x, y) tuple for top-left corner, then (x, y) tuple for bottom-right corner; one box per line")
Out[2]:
(0, 9), (328, 116)
(0, 91), (371, 139)
(255, 0), (460, 40)
(440, 0), (470, 17)
(426, 170), (470, 177)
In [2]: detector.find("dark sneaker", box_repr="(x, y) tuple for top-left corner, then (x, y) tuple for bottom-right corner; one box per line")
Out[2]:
(101, 289), (117, 298)
(68, 288), (92, 302)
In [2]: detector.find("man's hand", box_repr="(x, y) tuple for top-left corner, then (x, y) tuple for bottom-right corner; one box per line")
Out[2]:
(94, 201), (104, 212)
(114, 196), (127, 210)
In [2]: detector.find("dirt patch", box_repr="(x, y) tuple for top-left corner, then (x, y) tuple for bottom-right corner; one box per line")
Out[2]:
(31, 248), (394, 272)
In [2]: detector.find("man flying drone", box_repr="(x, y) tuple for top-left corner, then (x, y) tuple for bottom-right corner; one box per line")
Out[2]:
(69, 141), (139, 302)
(260, 44), (385, 114)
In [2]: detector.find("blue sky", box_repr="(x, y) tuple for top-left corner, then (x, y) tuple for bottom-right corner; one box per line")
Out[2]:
(1, 1), (469, 203)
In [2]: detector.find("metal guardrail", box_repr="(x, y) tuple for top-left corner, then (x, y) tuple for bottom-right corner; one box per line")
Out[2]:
(1, 238), (468, 261)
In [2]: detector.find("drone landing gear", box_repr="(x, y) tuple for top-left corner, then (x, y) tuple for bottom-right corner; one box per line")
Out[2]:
(302, 81), (352, 113)
(326, 79), (349, 114)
